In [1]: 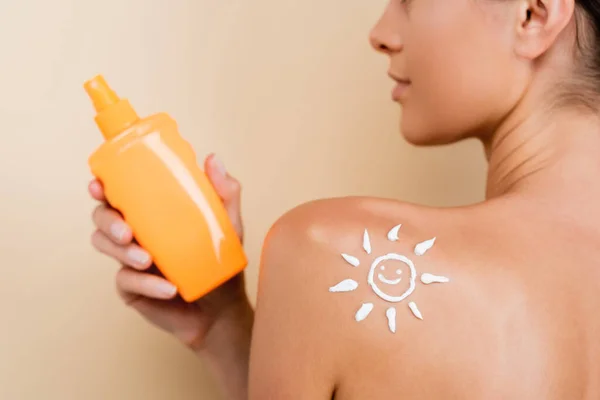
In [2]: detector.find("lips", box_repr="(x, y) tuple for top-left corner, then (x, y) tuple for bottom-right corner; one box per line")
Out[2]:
(392, 82), (410, 101)
(388, 72), (411, 101)
(388, 71), (410, 83)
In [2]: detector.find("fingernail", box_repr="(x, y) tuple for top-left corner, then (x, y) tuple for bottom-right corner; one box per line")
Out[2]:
(155, 281), (177, 297)
(127, 248), (150, 267)
(212, 155), (227, 177)
(110, 223), (129, 241)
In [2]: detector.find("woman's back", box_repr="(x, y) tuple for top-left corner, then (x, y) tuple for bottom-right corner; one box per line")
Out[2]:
(249, 196), (600, 399)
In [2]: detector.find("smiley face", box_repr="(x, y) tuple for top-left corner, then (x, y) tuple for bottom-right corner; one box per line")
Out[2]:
(367, 253), (417, 303)
(377, 265), (403, 285)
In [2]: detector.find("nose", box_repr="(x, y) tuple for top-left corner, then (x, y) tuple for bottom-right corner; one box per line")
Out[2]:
(369, 2), (403, 55)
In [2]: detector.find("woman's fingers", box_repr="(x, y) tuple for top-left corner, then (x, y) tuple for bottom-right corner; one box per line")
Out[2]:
(204, 154), (244, 240)
(88, 179), (106, 201)
(90, 180), (177, 304)
(92, 204), (133, 245)
(89, 179), (133, 244)
(116, 266), (178, 302)
(91, 230), (152, 270)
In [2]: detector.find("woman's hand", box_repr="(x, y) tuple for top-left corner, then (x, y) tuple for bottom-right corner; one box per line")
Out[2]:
(89, 154), (252, 352)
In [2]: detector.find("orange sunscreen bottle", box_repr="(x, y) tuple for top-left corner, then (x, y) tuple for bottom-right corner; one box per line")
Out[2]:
(84, 74), (247, 302)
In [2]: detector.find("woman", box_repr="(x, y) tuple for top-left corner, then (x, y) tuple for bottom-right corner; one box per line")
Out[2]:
(88, 0), (600, 398)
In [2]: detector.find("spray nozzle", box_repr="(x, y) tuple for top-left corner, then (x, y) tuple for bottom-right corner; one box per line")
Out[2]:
(84, 74), (139, 140)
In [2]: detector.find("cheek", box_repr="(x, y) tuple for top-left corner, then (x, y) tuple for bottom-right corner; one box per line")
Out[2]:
(401, 16), (517, 142)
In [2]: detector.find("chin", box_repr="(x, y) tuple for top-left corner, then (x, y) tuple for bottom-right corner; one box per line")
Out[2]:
(399, 117), (439, 146)
(401, 130), (434, 146)
(399, 114), (463, 146)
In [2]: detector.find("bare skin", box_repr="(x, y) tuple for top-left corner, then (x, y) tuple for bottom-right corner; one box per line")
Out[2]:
(250, 190), (600, 399)
(249, 0), (600, 398)
(89, 0), (600, 398)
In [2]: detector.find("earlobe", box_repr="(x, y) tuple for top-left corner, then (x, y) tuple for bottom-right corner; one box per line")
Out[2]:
(514, 0), (575, 59)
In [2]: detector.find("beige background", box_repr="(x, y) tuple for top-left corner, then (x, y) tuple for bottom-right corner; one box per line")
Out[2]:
(0, 0), (486, 399)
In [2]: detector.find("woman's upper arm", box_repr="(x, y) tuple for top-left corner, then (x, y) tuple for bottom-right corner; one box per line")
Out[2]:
(248, 202), (341, 399)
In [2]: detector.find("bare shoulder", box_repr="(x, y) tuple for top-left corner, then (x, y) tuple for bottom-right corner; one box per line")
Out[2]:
(249, 196), (499, 399)
(257, 196), (483, 298)
(249, 197), (600, 399)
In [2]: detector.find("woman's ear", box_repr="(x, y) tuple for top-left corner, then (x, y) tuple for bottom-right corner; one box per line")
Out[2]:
(514, 0), (575, 59)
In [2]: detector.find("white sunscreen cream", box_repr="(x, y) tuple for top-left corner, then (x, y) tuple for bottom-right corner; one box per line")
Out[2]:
(421, 273), (450, 284)
(341, 253), (360, 267)
(329, 279), (358, 293)
(355, 303), (374, 322)
(330, 227), (449, 329)
(387, 224), (402, 241)
(409, 301), (423, 320)
(363, 229), (372, 254)
(386, 307), (397, 333)
(414, 237), (436, 256)
(367, 253), (416, 303)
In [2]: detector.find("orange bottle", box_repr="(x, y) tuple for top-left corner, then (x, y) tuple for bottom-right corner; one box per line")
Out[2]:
(84, 74), (247, 302)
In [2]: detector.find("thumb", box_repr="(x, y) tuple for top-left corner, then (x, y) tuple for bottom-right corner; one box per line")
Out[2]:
(204, 154), (243, 240)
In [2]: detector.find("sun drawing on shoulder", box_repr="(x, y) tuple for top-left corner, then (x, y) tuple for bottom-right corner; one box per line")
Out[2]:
(328, 224), (450, 333)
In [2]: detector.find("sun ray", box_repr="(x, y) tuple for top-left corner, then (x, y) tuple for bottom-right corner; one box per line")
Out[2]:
(355, 303), (374, 322)
(409, 302), (423, 320)
(414, 237), (436, 256)
(421, 273), (450, 284)
(386, 307), (397, 333)
(341, 253), (360, 267)
(329, 279), (359, 293)
(387, 224), (402, 241)
(363, 229), (372, 254)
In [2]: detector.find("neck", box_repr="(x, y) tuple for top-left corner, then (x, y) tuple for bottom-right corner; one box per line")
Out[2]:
(483, 103), (600, 214)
